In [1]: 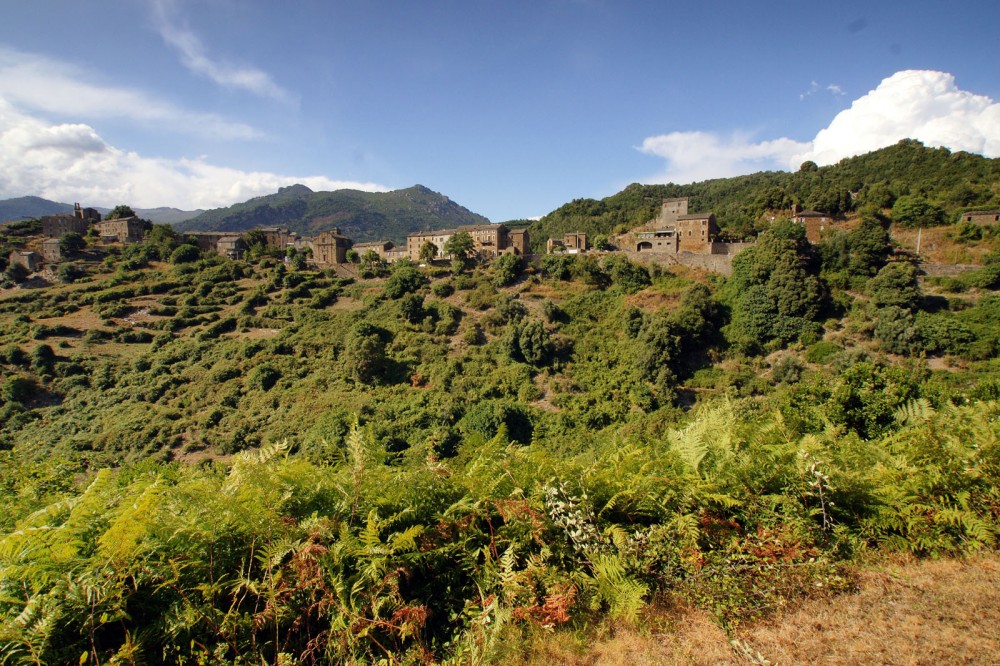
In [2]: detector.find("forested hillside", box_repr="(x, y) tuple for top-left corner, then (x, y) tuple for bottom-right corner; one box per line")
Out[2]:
(175, 184), (490, 244)
(0, 212), (998, 662)
(533, 140), (1000, 245)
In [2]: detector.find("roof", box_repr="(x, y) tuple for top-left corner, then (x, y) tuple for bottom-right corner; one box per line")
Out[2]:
(42, 238), (61, 245)
(676, 213), (715, 220)
(794, 210), (827, 217)
(408, 229), (456, 238)
(457, 224), (506, 232)
(963, 210), (1000, 216)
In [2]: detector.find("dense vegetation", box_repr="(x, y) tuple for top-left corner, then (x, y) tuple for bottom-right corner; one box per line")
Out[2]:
(175, 184), (490, 245)
(533, 140), (1000, 246)
(1, 205), (998, 663)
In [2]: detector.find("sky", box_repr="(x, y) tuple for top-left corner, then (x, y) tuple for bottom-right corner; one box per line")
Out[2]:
(1, 0), (999, 222)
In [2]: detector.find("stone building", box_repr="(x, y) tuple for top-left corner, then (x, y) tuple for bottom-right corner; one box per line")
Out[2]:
(42, 238), (62, 263)
(311, 229), (351, 266)
(675, 213), (719, 254)
(41, 203), (100, 238)
(8, 250), (41, 272)
(458, 224), (509, 258)
(353, 241), (395, 260)
(97, 217), (145, 244)
(959, 210), (1000, 226)
(507, 229), (530, 255)
(563, 232), (586, 251)
(407, 229), (455, 261)
(659, 197), (689, 226)
(792, 209), (832, 242)
(216, 236), (244, 259)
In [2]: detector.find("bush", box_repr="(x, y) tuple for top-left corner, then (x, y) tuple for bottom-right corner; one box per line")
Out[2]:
(1, 375), (34, 403)
(246, 364), (281, 391)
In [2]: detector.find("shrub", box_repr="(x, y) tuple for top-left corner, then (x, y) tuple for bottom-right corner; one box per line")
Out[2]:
(246, 364), (281, 391)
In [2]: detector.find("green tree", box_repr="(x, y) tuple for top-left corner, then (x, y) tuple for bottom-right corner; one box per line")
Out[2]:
(868, 262), (922, 310)
(419, 241), (438, 264)
(169, 244), (200, 264)
(59, 231), (86, 256)
(445, 231), (475, 271)
(847, 217), (891, 276)
(344, 324), (388, 383)
(106, 204), (136, 220)
(891, 195), (946, 228)
(492, 253), (524, 287)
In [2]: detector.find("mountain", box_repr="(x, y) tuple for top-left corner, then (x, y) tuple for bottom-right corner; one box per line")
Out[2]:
(532, 140), (1000, 243)
(0, 196), (72, 221)
(135, 207), (204, 225)
(0, 197), (202, 225)
(174, 184), (491, 244)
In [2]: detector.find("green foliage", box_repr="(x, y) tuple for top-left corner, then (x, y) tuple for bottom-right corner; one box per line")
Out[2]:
(891, 195), (947, 228)
(106, 204), (135, 220)
(383, 264), (427, 299)
(492, 253), (524, 287)
(868, 262), (921, 309)
(728, 225), (823, 353)
(58, 231), (85, 256)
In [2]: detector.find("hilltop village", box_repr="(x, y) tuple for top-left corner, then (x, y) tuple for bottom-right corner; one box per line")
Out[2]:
(2, 196), (834, 277)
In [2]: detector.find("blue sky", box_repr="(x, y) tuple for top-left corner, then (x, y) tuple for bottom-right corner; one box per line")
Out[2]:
(1, 0), (998, 221)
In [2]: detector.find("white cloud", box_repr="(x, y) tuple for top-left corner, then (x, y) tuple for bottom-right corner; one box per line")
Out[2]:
(640, 70), (1000, 185)
(151, 0), (295, 103)
(793, 70), (1000, 166)
(0, 47), (261, 140)
(0, 100), (388, 210)
(638, 131), (809, 184)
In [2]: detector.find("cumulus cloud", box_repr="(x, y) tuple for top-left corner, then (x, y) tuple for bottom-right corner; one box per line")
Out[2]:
(151, 0), (295, 104)
(0, 100), (388, 209)
(0, 47), (261, 140)
(640, 70), (1000, 185)
(793, 70), (1000, 166)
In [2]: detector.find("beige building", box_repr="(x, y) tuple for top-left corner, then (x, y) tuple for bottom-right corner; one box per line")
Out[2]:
(311, 229), (351, 266)
(507, 229), (529, 255)
(792, 209), (832, 243)
(8, 250), (41, 272)
(353, 241), (395, 260)
(959, 210), (1000, 226)
(407, 229), (455, 261)
(41, 203), (100, 238)
(676, 213), (719, 254)
(97, 217), (145, 243)
(42, 238), (63, 263)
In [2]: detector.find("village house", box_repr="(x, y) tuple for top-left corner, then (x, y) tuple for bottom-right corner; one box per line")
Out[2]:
(311, 229), (351, 266)
(407, 229), (455, 261)
(8, 250), (41, 273)
(791, 208), (832, 242)
(460, 224), (509, 258)
(41, 203), (98, 238)
(507, 229), (530, 255)
(547, 232), (587, 254)
(353, 241), (395, 260)
(959, 210), (1000, 226)
(675, 213), (720, 254)
(42, 238), (62, 263)
(97, 217), (146, 244)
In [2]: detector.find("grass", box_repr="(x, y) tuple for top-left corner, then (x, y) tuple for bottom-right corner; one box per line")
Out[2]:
(519, 553), (1000, 665)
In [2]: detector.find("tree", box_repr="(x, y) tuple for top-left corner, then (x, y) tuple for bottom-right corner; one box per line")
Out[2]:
(383, 265), (427, 299)
(344, 324), (388, 384)
(106, 204), (136, 220)
(419, 241), (438, 264)
(345, 249), (360, 263)
(492, 253), (524, 287)
(169, 244), (200, 264)
(59, 232), (86, 256)
(868, 262), (922, 310)
(891, 195), (946, 228)
(847, 217), (891, 276)
(444, 231), (475, 270)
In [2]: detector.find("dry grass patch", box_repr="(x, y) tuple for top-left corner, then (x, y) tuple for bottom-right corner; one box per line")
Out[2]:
(520, 554), (1000, 665)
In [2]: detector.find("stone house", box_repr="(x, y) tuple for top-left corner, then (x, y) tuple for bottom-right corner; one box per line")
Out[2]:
(959, 210), (1000, 226)
(676, 213), (719, 254)
(563, 232), (586, 251)
(41, 203), (100, 238)
(507, 229), (530, 255)
(97, 217), (145, 243)
(792, 209), (832, 243)
(311, 229), (351, 266)
(458, 224), (509, 258)
(407, 229), (455, 261)
(8, 250), (41, 272)
(215, 236), (244, 259)
(42, 238), (62, 263)
(353, 241), (395, 260)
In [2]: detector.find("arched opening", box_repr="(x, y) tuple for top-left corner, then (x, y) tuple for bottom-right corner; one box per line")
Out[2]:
(637, 241), (653, 252)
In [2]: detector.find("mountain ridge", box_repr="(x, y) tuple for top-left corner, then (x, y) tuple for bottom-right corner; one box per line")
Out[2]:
(174, 184), (491, 245)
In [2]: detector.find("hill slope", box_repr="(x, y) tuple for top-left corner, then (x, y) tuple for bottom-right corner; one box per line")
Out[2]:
(0, 196), (72, 221)
(532, 140), (1000, 243)
(175, 184), (490, 244)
